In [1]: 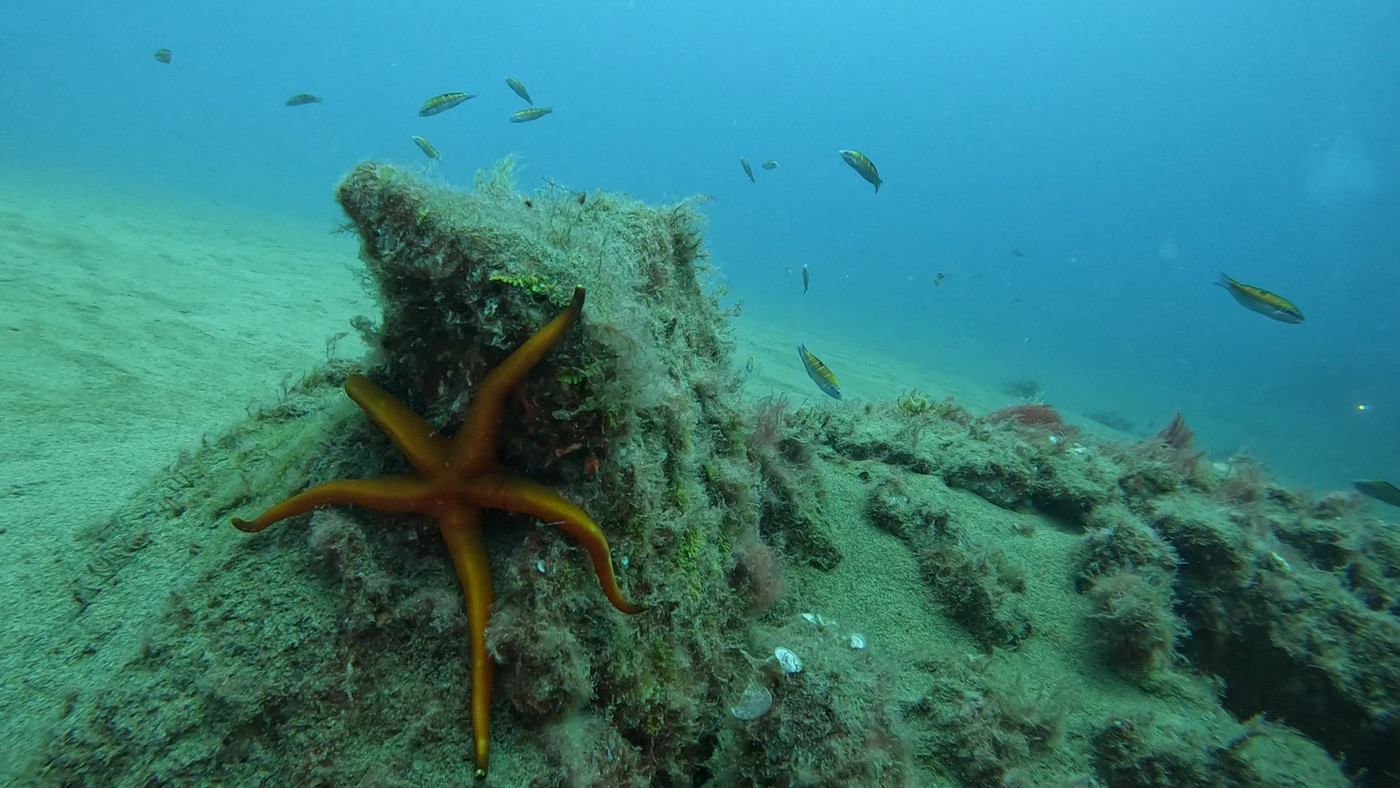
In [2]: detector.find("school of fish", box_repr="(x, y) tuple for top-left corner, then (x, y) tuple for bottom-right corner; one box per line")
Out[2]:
(146, 47), (1374, 503)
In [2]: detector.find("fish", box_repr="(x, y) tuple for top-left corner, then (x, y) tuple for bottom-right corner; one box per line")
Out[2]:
(802, 264), (809, 293)
(761, 160), (779, 170)
(505, 77), (533, 105)
(154, 49), (171, 64)
(419, 92), (474, 117)
(1010, 247), (1026, 258)
(740, 157), (755, 182)
(838, 149), (882, 192)
(509, 107), (554, 123)
(785, 267), (793, 277)
(1216, 273), (1304, 324)
(286, 94), (322, 106)
(934, 272), (947, 286)
(798, 344), (841, 399)
(411, 135), (441, 161)
(745, 356), (756, 376)
(1353, 480), (1400, 508)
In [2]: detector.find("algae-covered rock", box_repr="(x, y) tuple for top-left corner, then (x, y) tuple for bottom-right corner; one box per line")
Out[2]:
(27, 161), (1390, 788)
(28, 161), (871, 787)
(30, 163), (812, 783)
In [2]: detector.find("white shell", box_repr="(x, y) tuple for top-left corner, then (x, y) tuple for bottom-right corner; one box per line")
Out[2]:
(535, 560), (546, 575)
(729, 681), (773, 720)
(773, 647), (803, 674)
(849, 633), (866, 650)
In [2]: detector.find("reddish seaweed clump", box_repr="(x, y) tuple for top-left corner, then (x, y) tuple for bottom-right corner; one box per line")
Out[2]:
(984, 404), (1077, 438)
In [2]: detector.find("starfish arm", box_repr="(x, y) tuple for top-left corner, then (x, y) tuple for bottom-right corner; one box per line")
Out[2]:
(438, 504), (495, 781)
(231, 477), (440, 532)
(344, 374), (451, 475)
(464, 473), (644, 615)
(453, 287), (585, 473)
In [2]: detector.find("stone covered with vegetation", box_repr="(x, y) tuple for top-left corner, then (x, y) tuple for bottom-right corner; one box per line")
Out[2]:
(28, 164), (1395, 787)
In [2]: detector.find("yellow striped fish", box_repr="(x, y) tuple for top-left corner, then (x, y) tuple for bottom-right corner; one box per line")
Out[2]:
(1354, 480), (1400, 508)
(798, 344), (841, 400)
(1216, 273), (1304, 324)
(411, 135), (441, 161)
(839, 149), (882, 193)
(509, 107), (554, 123)
(506, 77), (533, 105)
(419, 92), (474, 117)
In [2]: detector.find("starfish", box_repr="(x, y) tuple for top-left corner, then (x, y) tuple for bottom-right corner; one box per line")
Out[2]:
(231, 286), (643, 780)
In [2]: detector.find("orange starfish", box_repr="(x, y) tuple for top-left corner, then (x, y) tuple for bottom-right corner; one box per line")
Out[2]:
(232, 286), (643, 780)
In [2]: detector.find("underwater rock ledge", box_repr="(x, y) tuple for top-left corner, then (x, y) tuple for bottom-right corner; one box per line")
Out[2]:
(31, 160), (861, 786)
(26, 160), (1393, 787)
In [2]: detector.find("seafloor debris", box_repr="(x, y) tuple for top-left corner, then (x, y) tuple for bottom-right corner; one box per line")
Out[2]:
(773, 647), (803, 674)
(730, 681), (774, 720)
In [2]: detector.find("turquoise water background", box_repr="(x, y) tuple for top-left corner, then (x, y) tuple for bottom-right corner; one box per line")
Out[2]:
(2, 0), (1397, 490)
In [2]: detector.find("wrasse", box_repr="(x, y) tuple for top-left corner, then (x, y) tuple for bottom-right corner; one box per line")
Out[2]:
(154, 49), (171, 64)
(1353, 480), (1400, 508)
(419, 92), (474, 117)
(798, 344), (841, 400)
(740, 157), (755, 182)
(1216, 273), (1304, 324)
(411, 135), (441, 161)
(505, 77), (533, 104)
(509, 107), (554, 123)
(839, 149), (882, 193)
(286, 93), (322, 106)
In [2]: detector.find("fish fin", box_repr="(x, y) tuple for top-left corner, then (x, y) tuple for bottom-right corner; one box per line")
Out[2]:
(1216, 272), (1233, 289)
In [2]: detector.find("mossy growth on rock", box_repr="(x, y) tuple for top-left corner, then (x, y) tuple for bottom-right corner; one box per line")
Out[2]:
(866, 474), (1031, 650)
(31, 161), (844, 786)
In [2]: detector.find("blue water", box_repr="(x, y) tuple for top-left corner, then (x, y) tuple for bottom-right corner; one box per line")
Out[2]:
(3, 0), (1397, 491)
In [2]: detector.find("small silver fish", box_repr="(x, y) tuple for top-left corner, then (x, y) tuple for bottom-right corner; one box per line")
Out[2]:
(1354, 480), (1400, 508)
(509, 107), (554, 123)
(798, 344), (841, 400)
(740, 157), (755, 182)
(411, 135), (441, 161)
(1216, 273), (1304, 324)
(505, 77), (533, 105)
(838, 149), (882, 193)
(419, 92), (473, 117)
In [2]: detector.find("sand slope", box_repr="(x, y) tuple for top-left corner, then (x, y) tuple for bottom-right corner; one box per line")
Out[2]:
(0, 173), (372, 764)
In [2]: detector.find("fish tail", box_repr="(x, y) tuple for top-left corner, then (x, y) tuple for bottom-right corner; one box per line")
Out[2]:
(1215, 272), (1233, 289)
